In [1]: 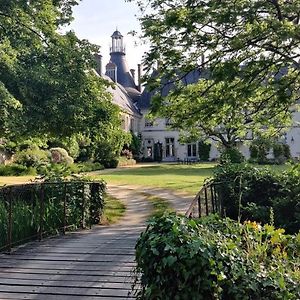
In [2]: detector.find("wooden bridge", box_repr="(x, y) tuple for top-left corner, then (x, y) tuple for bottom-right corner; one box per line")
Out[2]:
(0, 186), (153, 300)
(0, 184), (192, 299)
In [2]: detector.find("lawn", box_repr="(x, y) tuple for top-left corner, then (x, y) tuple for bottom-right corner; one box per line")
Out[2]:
(0, 163), (289, 196)
(0, 175), (34, 186)
(92, 163), (216, 195)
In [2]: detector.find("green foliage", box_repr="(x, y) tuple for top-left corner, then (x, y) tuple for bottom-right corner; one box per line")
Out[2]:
(49, 136), (80, 160)
(0, 164), (36, 176)
(250, 138), (291, 164)
(134, 214), (300, 299)
(14, 148), (50, 168)
(94, 130), (132, 168)
(50, 147), (73, 164)
(0, 0), (124, 167)
(273, 143), (291, 164)
(130, 0), (300, 147)
(213, 163), (300, 234)
(0, 178), (106, 251)
(74, 161), (104, 173)
(198, 140), (211, 161)
(129, 131), (142, 157)
(220, 147), (244, 164)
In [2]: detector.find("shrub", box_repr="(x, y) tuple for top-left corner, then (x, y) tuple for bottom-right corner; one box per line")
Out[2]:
(220, 147), (244, 163)
(14, 148), (50, 168)
(273, 143), (291, 164)
(129, 131), (142, 157)
(249, 138), (273, 164)
(134, 214), (300, 300)
(213, 163), (300, 234)
(198, 140), (211, 161)
(50, 147), (74, 164)
(77, 161), (104, 172)
(118, 156), (136, 167)
(0, 164), (36, 176)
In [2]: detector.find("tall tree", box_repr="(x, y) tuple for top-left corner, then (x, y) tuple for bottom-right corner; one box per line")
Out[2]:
(129, 0), (300, 148)
(0, 0), (119, 141)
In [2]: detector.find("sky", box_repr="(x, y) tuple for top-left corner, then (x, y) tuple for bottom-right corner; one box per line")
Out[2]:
(64, 0), (147, 71)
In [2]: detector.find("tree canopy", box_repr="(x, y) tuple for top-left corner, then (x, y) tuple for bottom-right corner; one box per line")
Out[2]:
(0, 0), (118, 139)
(130, 0), (300, 147)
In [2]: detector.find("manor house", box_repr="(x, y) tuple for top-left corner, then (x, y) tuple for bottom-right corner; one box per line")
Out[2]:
(95, 30), (300, 162)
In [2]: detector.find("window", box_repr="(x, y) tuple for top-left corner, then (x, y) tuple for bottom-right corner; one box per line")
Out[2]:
(165, 118), (173, 126)
(165, 138), (175, 157)
(187, 143), (197, 157)
(130, 118), (134, 131)
(145, 119), (153, 127)
(147, 147), (153, 158)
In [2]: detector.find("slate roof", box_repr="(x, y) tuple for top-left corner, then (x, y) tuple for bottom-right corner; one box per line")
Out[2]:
(112, 30), (123, 37)
(102, 74), (141, 117)
(109, 53), (137, 89)
(139, 69), (205, 109)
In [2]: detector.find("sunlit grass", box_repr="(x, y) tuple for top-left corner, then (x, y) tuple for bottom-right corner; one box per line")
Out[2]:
(0, 176), (34, 186)
(144, 194), (173, 218)
(100, 194), (126, 225)
(93, 163), (216, 195)
(92, 162), (291, 196)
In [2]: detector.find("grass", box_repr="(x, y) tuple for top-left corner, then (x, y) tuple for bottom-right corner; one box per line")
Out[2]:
(92, 162), (291, 196)
(0, 175), (34, 186)
(142, 193), (173, 217)
(94, 163), (216, 195)
(100, 194), (126, 225)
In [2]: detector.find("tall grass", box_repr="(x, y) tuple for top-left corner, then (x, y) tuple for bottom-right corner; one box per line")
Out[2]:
(0, 181), (105, 251)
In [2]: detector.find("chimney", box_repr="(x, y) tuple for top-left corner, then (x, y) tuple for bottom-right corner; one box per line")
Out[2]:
(137, 64), (142, 92)
(94, 53), (102, 75)
(130, 69), (136, 83)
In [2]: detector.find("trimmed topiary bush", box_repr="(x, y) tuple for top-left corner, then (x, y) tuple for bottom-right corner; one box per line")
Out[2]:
(50, 147), (74, 164)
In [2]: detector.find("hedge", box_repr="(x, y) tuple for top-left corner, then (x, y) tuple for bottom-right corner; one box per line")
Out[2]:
(133, 214), (300, 300)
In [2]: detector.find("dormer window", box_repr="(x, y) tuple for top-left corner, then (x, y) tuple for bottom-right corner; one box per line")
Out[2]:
(145, 119), (153, 127)
(166, 118), (173, 126)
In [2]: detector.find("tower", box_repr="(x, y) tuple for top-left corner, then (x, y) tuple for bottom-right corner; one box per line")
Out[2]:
(110, 30), (125, 54)
(105, 29), (141, 102)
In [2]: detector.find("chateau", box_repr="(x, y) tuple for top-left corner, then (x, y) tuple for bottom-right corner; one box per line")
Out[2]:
(95, 30), (300, 162)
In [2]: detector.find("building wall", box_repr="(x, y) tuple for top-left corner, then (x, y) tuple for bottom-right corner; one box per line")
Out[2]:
(139, 109), (300, 161)
(286, 112), (300, 159)
(120, 111), (141, 134)
(140, 109), (221, 161)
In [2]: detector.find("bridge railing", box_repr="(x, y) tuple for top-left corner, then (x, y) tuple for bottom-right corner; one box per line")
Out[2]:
(0, 181), (105, 253)
(185, 180), (225, 219)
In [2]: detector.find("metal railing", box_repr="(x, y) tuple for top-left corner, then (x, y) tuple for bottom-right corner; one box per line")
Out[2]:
(185, 180), (224, 218)
(0, 181), (105, 253)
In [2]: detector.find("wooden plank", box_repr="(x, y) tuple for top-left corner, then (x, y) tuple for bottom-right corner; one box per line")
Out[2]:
(0, 285), (135, 298)
(0, 279), (133, 289)
(0, 264), (134, 271)
(0, 273), (138, 283)
(0, 269), (133, 276)
(0, 292), (134, 299)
